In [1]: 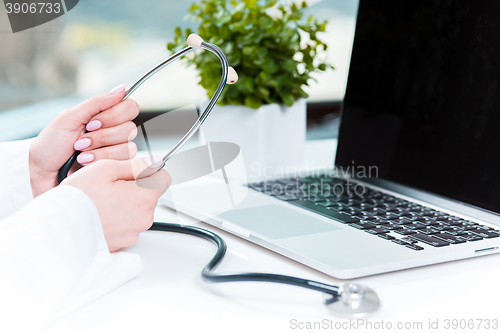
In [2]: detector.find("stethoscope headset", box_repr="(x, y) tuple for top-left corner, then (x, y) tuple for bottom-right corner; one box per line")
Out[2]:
(57, 34), (382, 317)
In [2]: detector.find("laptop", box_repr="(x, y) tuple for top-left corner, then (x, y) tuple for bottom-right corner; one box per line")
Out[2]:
(159, 0), (500, 279)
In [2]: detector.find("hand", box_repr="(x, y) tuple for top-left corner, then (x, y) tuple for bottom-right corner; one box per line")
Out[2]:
(29, 84), (140, 197)
(62, 157), (171, 252)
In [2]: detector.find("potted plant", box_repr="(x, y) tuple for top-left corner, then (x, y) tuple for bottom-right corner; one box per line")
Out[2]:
(168, 0), (332, 179)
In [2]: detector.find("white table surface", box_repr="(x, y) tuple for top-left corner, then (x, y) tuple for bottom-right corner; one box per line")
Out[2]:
(47, 139), (500, 333)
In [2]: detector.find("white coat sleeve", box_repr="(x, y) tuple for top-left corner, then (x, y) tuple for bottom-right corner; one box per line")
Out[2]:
(0, 139), (35, 221)
(0, 185), (143, 333)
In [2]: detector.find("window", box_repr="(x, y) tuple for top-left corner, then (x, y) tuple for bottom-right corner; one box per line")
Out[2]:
(0, 0), (358, 140)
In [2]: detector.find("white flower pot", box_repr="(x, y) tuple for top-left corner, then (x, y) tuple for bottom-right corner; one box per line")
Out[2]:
(199, 99), (306, 180)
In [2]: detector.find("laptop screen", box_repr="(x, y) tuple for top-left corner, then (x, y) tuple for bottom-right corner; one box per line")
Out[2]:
(336, 0), (500, 214)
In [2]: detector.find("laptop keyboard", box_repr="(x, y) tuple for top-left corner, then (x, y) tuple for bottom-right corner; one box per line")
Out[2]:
(248, 176), (500, 251)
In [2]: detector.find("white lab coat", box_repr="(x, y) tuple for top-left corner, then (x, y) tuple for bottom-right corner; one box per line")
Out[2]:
(0, 139), (142, 332)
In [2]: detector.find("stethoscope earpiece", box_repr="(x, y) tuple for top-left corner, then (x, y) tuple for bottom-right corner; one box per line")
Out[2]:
(227, 66), (238, 84)
(187, 33), (204, 48)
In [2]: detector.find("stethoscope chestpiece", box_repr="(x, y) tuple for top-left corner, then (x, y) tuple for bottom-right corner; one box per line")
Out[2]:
(322, 283), (382, 317)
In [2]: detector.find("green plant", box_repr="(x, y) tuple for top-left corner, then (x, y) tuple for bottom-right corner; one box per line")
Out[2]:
(168, 0), (333, 108)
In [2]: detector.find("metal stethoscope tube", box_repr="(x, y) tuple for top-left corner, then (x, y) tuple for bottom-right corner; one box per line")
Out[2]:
(57, 34), (382, 317)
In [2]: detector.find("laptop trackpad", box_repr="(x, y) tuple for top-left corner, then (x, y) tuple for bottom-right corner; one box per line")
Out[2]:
(218, 205), (341, 240)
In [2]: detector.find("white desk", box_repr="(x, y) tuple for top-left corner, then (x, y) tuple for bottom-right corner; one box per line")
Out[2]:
(47, 139), (500, 333)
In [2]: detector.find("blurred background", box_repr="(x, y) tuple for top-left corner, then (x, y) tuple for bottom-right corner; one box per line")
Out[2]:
(0, 0), (358, 142)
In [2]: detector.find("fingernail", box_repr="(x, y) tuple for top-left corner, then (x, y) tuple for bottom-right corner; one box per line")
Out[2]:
(86, 120), (102, 131)
(77, 153), (94, 164)
(109, 84), (125, 95)
(144, 155), (163, 169)
(74, 138), (92, 150)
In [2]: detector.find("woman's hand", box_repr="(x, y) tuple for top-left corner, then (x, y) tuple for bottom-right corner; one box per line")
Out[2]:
(63, 157), (171, 252)
(29, 85), (140, 197)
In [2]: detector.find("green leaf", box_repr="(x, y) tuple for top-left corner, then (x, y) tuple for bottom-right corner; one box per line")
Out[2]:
(256, 71), (268, 85)
(245, 95), (262, 109)
(256, 86), (270, 99)
(214, 11), (232, 26)
(263, 38), (278, 49)
(231, 2), (245, 14)
(242, 0), (257, 6)
(189, 4), (199, 12)
(242, 45), (256, 56)
(242, 77), (254, 92)
(282, 59), (296, 72)
(282, 92), (295, 107)
(259, 16), (274, 29)
(262, 58), (280, 74)
(223, 41), (234, 54)
(266, 79), (279, 87)
(317, 22), (327, 32)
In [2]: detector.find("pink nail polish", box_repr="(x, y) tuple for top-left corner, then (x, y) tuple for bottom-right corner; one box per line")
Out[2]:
(74, 138), (92, 150)
(77, 153), (94, 164)
(86, 120), (102, 131)
(144, 155), (163, 169)
(109, 84), (125, 95)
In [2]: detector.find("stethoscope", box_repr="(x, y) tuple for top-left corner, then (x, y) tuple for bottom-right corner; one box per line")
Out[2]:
(57, 34), (382, 317)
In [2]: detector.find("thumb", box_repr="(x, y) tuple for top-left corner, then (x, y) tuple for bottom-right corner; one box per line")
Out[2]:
(65, 84), (127, 124)
(109, 155), (165, 181)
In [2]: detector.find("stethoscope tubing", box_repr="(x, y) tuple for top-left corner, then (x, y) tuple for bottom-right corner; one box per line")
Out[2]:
(149, 222), (341, 296)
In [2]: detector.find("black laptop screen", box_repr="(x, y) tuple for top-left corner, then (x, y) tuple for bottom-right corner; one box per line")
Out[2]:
(336, 0), (500, 214)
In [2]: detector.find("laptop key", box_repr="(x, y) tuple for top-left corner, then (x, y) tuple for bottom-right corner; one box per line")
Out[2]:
(405, 244), (424, 251)
(416, 220), (439, 227)
(455, 225), (478, 231)
(405, 223), (426, 230)
(477, 226), (494, 231)
(445, 229), (468, 236)
(400, 237), (418, 244)
(365, 227), (390, 235)
(367, 219), (390, 225)
(378, 234), (395, 240)
(408, 233), (449, 247)
(462, 220), (479, 225)
(305, 196), (328, 203)
(350, 222), (377, 230)
(394, 229), (417, 235)
(433, 233), (466, 244)
(380, 223), (403, 230)
(274, 195), (299, 201)
(430, 225), (453, 232)
(468, 229), (500, 239)
(419, 228), (440, 235)
(391, 239), (408, 245)
(458, 234), (483, 242)
(390, 218), (414, 225)
(288, 200), (359, 224)
(438, 219), (463, 227)
(317, 201), (340, 207)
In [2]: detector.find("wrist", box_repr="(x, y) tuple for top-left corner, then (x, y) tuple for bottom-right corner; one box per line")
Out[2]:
(28, 149), (57, 197)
